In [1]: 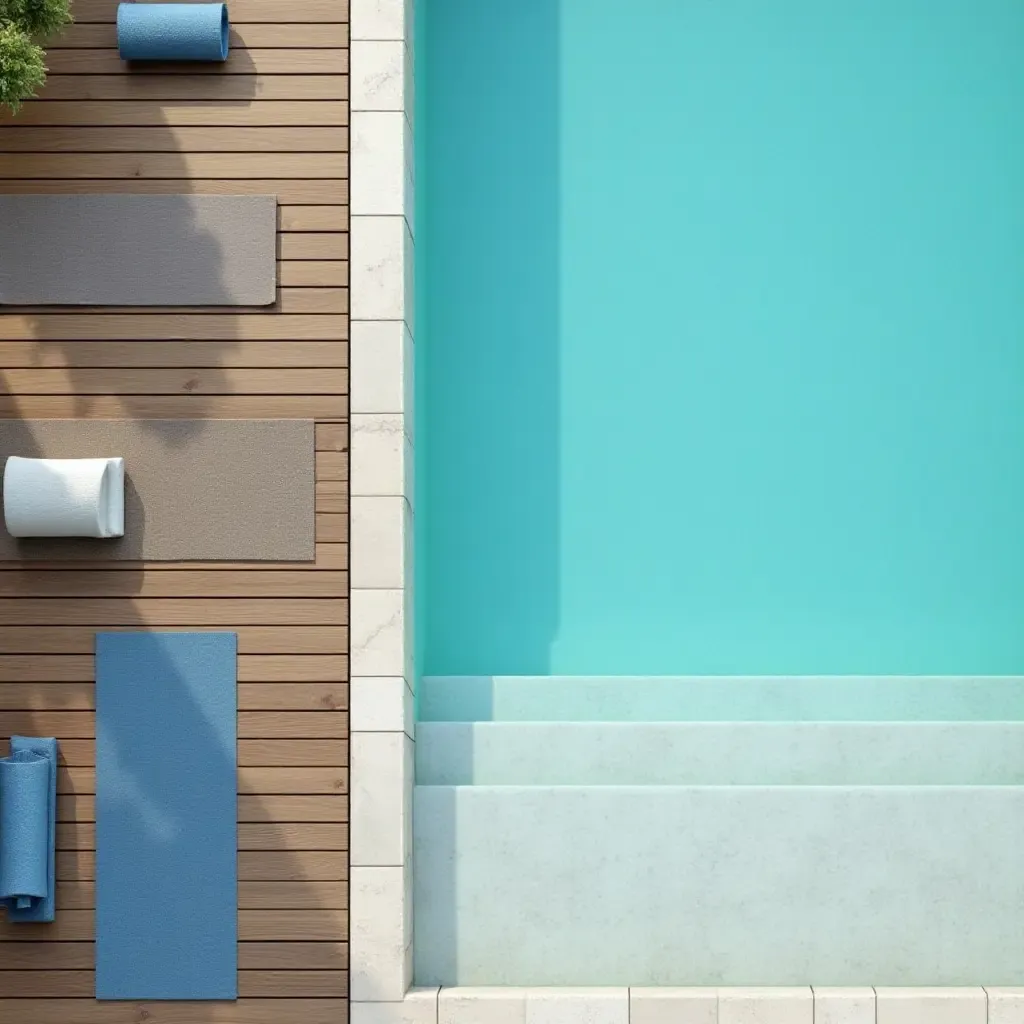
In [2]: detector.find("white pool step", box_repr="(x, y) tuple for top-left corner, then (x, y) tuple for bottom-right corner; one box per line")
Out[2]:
(420, 675), (1024, 722)
(415, 721), (1024, 785)
(413, 783), (1024, 987)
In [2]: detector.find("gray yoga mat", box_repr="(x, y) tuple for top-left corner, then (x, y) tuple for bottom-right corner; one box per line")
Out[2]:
(0, 420), (314, 561)
(0, 195), (276, 306)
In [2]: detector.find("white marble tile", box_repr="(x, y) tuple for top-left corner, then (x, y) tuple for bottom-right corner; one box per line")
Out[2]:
(352, 413), (407, 497)
(353, 112), (409, 216)
(403, 216), (415, 333)
(351, 587), (405, 677)
(352, 0), (407, 40)
(525, 988), (629, 1024)
(352, 989), (440, 1024)
(352, 495), (407, 589)
(719, 988), (811, 1024)
(403, 731), (415, 861)
(987, 988), (1024, 1023)
(351, 676), (412, 733)
(629, 988), (717, 1024)
(351, 320), (408, 415)
(876, 988), (986, 1024)
(352, 731), (408, 866)
(351, 216), (409, 321)
(440, 988), (528, 1024)
(404, 112), (416, 229)
(352, 40), (406, 110)
(812, 988), (875, 1024)
(351, 866), (410, 1000)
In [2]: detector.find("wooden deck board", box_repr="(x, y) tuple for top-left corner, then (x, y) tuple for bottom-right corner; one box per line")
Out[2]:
(0, 4), (349, 1012)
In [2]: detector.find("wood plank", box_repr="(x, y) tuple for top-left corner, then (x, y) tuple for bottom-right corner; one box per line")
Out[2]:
(0, 710), (347, 739)
(73, 0), (350, 22)
(0, 178), (348, 203)
(0, 972), (350, 998)
(0, 626), (346, 655)
(0, 544), (344, 573)
(59, 766), (348, 795)
(39, 74), (349, 101)
(0, 396), (346, 418)
(0, 152), (347, 178)
(57, 850), (348, 881)
(318, 514), (347, 542)
(281, 206), (348, 231)
(56, 822), (348, 851)
(280, 261), (348, 286)
(49, 879), (347, 910)
(0, 340), (346, 369)
(316, 423), (347, 450)
(0, 126), (348, 152)
(0, 683), (348, 712)
(61, 794), (346, 823)
(11, 289), (350, 315)
(0, 654), (346, 682)
(0, 1001), (347, 1023)
(0, 598), (346, 626)
(0, 571), (347, 597)
(54, 24), (349, 48)
(0, 910), (347, 942)
(240, 944), (348, 971)
(47, 738), (347, 767)
(0, 367), (346, 395)
(45, 50), (348, 76)
(5, 100), (349, 127)
(0, 313), (346, 340)
(0, 367), (346, 394)
(1, 945), (349, 972)
(279, 233), (349, 260)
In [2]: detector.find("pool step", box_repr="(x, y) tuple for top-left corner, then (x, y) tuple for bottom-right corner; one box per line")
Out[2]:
(421, 675), (1024, 721)
(415, 721), (1024, 785)
(413, 783), (1024, 987)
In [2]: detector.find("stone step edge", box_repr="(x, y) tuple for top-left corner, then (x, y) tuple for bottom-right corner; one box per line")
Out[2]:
(353, 985), (1022, 1024)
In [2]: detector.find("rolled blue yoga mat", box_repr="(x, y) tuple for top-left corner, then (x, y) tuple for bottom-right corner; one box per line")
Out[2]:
(96, 632), (237, 1000)
(117, 2), (230, 62)
(0, 736), (58, 923)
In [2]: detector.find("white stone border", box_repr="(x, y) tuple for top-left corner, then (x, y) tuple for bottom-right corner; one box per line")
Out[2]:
(347, 2), (1024, 1021)
(352, 986), (1024, 1023)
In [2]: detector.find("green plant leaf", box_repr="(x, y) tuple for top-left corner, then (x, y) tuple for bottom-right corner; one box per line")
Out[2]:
(0, 22), (46, 113)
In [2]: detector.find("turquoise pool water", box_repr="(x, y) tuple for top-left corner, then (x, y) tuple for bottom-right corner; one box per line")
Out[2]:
(416, 0), (1024, 678)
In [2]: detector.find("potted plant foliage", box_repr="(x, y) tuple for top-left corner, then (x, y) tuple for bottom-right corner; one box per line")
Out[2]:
(0, 0), (73, 113)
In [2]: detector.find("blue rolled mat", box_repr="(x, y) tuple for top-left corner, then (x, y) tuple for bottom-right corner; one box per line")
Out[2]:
(117, 3), (230, 62)
(96, 631), (238, 1001)
(0, 736), (58, 923)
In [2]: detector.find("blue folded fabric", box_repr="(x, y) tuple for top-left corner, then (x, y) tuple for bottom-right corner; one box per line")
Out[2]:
(0, 736), (58, 923)
(117, 3), (230, 63)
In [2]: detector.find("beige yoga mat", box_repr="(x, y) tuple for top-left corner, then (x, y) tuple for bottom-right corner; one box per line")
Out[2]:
(0, 195), (276, 306)
(0, 420), (314, 561)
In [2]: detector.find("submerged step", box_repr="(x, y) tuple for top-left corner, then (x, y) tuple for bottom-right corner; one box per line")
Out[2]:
(414, 784), (1024, 987)
(421, 675), (1024, 722)
(416, 721), (1024, 785)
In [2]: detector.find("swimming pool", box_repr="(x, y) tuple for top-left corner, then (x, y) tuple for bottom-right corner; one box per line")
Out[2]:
(413, 0), (1024, 987)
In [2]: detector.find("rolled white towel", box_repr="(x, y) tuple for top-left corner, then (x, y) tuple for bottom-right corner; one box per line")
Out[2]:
(3, 457), (125, 539)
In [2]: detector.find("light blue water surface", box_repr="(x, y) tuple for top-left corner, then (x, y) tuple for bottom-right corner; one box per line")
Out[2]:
(417, 0), (1024, 679)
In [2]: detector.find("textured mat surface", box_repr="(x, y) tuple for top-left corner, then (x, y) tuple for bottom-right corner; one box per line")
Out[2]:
(96, 631), (238, 1000)
(0, 420), (314, 561)
(0, 195), (275, 305)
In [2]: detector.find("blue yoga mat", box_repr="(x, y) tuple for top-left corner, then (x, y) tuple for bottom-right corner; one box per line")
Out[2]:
(117, 3), (230, 62)
(96, 632), (238, 1000)
(0, 736), (58, 923)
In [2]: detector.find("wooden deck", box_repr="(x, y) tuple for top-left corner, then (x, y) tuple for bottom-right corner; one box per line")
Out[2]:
(0, 0), (349, 1018)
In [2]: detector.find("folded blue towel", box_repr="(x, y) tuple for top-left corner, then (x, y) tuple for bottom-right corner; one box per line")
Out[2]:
(0, 736), (58, 922)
